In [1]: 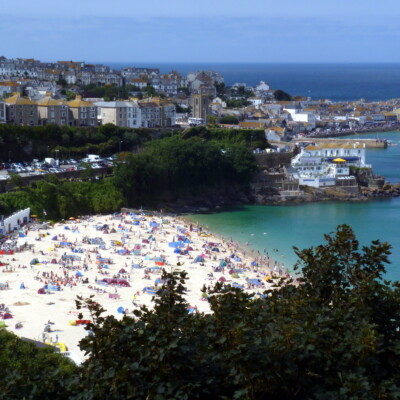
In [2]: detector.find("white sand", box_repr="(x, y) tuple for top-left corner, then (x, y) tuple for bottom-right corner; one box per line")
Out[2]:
(0, 213), (276, 363)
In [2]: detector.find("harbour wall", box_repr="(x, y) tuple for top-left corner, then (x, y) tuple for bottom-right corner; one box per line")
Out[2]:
(295, 138), (387, 149)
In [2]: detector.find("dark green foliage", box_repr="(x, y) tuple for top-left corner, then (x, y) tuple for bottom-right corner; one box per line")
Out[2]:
(184, 126), (269, 149)
(219, 115), (239, 124)
(81, 84), (141, 100)
(274, 89), (292, 101)
(226, 98), (251, 108)
(0, 329), (76, 400)
(2, 226), (400, 399)
(0, 176), (125, 219)
(113, 135), (257, 207)
(173, 103), (191, 113)
(214, 81), (226, 99)
(0, 124), (152, 162)
(71, 226), (400, 399)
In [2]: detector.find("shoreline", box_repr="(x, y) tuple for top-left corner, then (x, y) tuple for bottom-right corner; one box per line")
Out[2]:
(1, 210), (293, 363)
(180, 213), (293, 277)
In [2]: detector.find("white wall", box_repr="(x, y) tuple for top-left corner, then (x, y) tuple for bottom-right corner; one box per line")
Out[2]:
(1, 208), (30, 234)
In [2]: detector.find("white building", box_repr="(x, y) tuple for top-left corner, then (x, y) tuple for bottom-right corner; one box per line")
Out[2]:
(285, 107), (317, 129)
(255, 81), (270, 92)
(290, 143), (369, 188)
(95, 101), (141, 128)
(0, 208), (30, 234)
(248, 97), (264, 108)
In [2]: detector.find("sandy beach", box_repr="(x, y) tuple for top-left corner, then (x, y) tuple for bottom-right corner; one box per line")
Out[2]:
(0, 211), (284, 363)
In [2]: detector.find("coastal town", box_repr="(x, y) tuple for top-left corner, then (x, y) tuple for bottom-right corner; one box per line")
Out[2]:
(3, 0), (400, 393)
(1, 56), (400, 137)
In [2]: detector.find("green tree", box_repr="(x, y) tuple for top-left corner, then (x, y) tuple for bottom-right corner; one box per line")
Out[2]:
(274, 89), (292, 101)
(214, 81), (226, 99)
(219, 115), (239, 125)
(74, 225), (400, 399)
(144, 84), (157, 97)
(0, 329), (76, 400)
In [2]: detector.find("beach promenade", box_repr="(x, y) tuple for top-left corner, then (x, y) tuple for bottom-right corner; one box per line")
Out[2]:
(0, 212), (283, 362)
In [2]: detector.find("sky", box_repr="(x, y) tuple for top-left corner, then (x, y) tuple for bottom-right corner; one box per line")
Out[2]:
(1, 0), (400, 63)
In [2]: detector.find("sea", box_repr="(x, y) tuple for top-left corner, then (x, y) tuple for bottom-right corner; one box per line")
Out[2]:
(186, 131), (400, 282)
(106, 62), (400, 102)
(104, 61), (400, 280)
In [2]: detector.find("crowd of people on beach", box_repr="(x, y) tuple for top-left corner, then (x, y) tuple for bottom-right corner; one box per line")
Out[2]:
(0, 210), (295, 359)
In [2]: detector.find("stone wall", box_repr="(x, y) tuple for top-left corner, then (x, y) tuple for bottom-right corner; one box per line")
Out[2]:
(254, 152), (294, 168)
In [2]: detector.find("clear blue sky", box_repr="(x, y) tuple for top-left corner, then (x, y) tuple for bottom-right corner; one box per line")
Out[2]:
(1, 0), (399, 63)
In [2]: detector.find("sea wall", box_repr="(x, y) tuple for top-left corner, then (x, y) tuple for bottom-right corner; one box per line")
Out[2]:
(296, 138), (387, 149)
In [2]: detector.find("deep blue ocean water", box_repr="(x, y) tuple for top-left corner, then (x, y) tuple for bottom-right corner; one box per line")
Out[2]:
(105, 62), (400, 102)
(187, 131), (400, 282)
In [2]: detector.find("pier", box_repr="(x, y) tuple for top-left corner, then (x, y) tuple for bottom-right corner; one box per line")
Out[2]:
(295, 138), (387, 149)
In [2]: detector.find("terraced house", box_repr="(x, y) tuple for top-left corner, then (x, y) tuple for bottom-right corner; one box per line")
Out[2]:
(36, 92), (70, 126)
(66, 96), (98, 126)
(5, 93), (38, 126)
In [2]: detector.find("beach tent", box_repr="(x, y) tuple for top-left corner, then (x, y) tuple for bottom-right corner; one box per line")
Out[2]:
(187, 306), (196, 314)
(247, 278), (263, 286)
(2, 313), (12, 319)
(20, 283), (25, 289)
(143, 287), (157, 295)
(37, 288), (46, 294)
(155, 278), (166, 285)
(219, 260), (227, 267)
(212, 247), (220, 252)
(219, 277), (227, 282)
(194, 255), (205, 263)
(101, 278), (131, 287)
(168, 241), (184, 248)
(117, 306), (125, 314)
(52, 236), (58, 240)
(30, 258), (40, 265)
(119, 268), (126, 273)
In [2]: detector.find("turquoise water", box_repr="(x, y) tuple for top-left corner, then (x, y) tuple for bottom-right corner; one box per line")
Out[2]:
(188, 131), (400, 281)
